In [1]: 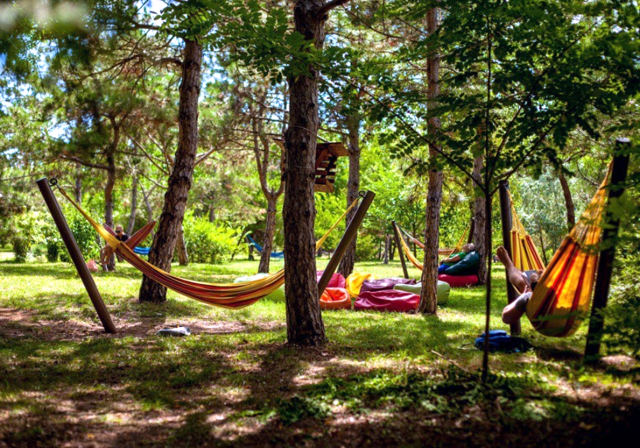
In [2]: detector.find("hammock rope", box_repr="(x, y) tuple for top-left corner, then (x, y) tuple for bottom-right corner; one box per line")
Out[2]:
(525, 165), (611, 337)
(56, 186), (359, 309)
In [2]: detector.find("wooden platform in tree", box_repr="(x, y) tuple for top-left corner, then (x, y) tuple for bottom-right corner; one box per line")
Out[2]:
(274, 140), (348, 193)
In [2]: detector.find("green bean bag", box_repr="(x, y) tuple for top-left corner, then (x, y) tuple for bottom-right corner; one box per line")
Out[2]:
(393, 280), (451, 305)
(233, 273), (285, 302)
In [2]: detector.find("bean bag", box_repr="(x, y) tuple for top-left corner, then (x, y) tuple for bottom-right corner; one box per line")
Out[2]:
(316, 270), (346, 288)
(346, 272), (376, 297)
(320, 287), (351, 310)
(360, 277), (416, 294)
(438, 273), (479, 288)
(444, 250), (481, 276)
(354, 290), (420, 313)
(393, 280), (451, 305)
(234, 273), (285, 301)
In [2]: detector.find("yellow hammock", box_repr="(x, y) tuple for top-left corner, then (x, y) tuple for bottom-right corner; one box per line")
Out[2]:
(507, 190), (545, 272)
(525, 166), (611, 337)
(57, 186), (358, 309)
(395, 222), (468, 271)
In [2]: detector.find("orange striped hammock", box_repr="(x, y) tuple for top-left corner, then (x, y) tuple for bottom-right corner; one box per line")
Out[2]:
(395, 222), (469, 271)
(508, 190), (545, 272)
(57, 186), (359, 309)
(521, 166), (611, 337)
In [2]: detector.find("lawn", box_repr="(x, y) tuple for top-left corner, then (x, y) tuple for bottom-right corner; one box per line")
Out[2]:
(0, 257), (638, 447)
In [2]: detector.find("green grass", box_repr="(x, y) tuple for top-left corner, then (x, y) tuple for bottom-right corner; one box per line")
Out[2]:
(0, 257), (638, 446)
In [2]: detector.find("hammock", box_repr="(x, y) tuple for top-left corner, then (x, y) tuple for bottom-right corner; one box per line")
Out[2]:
(57, 186), (358, 309)
(246, 234), (284, 259)
(395, 222), (469, 271)
(524, 166), (611, 337)
(507, 191), (545, 272)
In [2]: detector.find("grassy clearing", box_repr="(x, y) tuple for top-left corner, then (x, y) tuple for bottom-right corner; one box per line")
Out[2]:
(0, 258), (638, 446)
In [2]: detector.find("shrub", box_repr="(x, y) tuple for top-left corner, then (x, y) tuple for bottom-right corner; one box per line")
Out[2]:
(355, 234), (379, 261)
(183, 214), (238, 264)
(12, 236), (29, 262)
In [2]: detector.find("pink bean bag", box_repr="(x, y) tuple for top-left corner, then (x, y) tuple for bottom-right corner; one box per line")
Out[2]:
(316, 270), (346, 288)
(438, 273), (479, 287)
(359, 277), (416, 294)
(354, 290), (420, 313)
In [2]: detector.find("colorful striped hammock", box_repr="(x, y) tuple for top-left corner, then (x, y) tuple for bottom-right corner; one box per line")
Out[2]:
(57, 186), (358, 309)
(395, 222), (469, 271)
(507, 190), (545, 272)
(524, 168), (611, 337)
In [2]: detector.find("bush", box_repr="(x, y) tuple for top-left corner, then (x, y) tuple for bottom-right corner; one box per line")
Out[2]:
(355, 234), (379, 261)
(183, 214), (238, 264)
(603, 281), (640, 359)
(12, 236), (29, 262)
(67, 212), (100, 260)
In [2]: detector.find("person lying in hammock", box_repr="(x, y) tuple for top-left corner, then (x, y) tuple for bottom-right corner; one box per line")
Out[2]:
(496, 246), (545, 324)
(438, 243), (475, 273)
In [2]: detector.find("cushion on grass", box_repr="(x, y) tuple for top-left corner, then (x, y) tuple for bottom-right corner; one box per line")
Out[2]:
(316, 270), (346, 288)
(393, 280), (451, 305)
(320, 287), (351, 310)
(345, 272), (376, 297)
(359, 277), (416, 294)
(234, 273), (285, 301)
(438, 273), (479, 288)
(354, 290), (420, 313)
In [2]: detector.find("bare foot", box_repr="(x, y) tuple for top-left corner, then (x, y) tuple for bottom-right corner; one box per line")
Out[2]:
(496, 246), (510, 266)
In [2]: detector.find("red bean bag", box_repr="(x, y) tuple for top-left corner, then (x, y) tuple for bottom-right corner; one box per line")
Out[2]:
(438, 273), (479, 287)
(320, 287), (351, 310)
(354, 290), (420, 313)
(316, 270), (346, 288)
(359, 277), (416, 294)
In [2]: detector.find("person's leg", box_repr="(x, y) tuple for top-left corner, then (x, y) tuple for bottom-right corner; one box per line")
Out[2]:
(502, 291), (531, 325)
(496, 246), (528, 292)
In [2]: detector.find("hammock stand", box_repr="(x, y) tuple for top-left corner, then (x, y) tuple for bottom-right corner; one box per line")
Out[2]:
(498, 143), (629, 361)
(38, 177), (374, 333)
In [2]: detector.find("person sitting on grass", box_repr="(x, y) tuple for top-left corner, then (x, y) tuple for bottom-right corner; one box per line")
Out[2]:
(99, 225), (129, 271)
(438, 243), (475, 274)
(495, 246), (545, 325)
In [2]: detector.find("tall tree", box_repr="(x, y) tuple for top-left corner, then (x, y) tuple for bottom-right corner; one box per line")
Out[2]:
(283, 0), (350, 345)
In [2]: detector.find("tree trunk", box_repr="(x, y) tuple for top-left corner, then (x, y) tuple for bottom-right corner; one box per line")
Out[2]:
(74, 163), (82, 204)
(139, 39), (202, 303)
(472, 154), (487, 284)
(558, 172), (575, 232)
(127, 175), (138, 236)
(283, 0), (334, 346)
(383, 234), (390, 264)
(418, 6), (442, 315)
(338, 114), (361, 278)
(258, 197), (278, 273)
(104, 141), (117, 271)
(176, 225), (188, 266)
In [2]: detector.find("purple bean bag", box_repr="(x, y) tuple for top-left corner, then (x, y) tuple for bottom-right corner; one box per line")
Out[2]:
(354, 290), (420, 313)
(316, 270), (347, 288)
(359, 277), (416, 294)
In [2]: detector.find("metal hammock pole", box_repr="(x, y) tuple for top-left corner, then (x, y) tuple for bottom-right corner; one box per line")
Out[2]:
(584, 139), (630, 362)
(37, 178), (117, 334)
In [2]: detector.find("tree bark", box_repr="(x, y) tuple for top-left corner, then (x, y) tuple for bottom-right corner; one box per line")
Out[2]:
(259, 197), (278, 273)
(283, 0), (340, 346)
(103, 126), (118, 271)
(338, 113), (361, 278)
(74, 163), (82, 204)
(176, 225), (188, 266)
(126, 175), (138, 236)
(383, 234), (390, 264)
(418, 6), (443, 315)
(139, 39), (202, 303)
(558, 171), (575, 232)
(472, 154), (487, 284)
